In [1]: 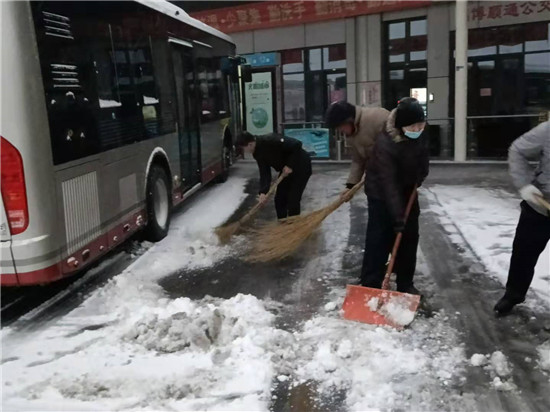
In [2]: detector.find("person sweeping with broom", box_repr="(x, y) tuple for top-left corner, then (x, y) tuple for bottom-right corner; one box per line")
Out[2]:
(236, 131), (312, 220)
(361, 97), (429, 295)
(324, 101), (389, 201)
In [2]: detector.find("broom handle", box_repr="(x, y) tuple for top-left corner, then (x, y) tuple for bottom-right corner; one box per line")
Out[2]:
(535, 194), (550, 212)
(238, 173), (286, 224)
(327, 176), (366, 210)
(382, 185), (418, 290)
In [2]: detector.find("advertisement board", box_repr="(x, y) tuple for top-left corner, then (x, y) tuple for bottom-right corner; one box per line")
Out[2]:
(284, 128), (330, 159)
(245, 72), (274, 135)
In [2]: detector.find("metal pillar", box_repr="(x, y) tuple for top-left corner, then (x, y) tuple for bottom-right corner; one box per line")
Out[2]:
(454, 0), (468, 161)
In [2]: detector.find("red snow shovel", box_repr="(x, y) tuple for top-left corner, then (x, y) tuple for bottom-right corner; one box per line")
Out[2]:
(342, 187), (421, 329)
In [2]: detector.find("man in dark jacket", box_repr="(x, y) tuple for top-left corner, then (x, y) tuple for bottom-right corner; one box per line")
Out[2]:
(237, 131), (312, 219)
(361, 97), (429, 294)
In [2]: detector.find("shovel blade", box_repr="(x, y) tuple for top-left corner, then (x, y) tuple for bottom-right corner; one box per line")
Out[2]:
(342, 284), (421, 329)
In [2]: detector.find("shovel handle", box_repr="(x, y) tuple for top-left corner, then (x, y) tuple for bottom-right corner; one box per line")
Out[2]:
(239, 173), (286, 224)
(382, 185), (418, 290)
(535, 194), (550, 212)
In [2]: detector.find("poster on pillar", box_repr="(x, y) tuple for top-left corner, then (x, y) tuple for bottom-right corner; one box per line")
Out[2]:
(359, 82), (381, 107)
(245, 72), (274, 135)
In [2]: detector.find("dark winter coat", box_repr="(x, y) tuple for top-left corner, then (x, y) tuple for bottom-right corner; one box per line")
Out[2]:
(253, 134), (311, 194)
(365, 109), (430, 223)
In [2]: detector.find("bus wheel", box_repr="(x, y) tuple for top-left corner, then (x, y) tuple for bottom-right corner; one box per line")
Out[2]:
(215, 144), (231, 183)
(145, 164), (172, 241)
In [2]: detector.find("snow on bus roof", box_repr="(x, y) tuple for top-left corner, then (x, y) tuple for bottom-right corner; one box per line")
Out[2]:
(135, 0), (234, 44)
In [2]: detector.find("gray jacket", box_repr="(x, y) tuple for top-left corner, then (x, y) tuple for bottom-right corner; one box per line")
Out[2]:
(508, 121), (550, 216)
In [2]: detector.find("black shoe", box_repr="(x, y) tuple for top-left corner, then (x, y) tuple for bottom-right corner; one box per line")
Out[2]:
(494, 295), (524, 316)
(397, 285), (422, 296)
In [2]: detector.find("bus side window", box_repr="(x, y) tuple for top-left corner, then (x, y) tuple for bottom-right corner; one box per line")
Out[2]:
(31, 3), (100, 165)
(150, 37), (176, 136)
(128, 33), (160, 139)
(96, 24), (145, 151)
(197, 55), (230, 123)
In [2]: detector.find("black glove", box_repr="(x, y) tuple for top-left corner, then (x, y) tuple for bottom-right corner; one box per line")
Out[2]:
(345, 183), (355, 190)
(394, 220), (405, 233)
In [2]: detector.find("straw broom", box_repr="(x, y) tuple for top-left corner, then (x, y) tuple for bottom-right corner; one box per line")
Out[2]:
(246, 177), (365, 262)
(215, 174), (287, 244)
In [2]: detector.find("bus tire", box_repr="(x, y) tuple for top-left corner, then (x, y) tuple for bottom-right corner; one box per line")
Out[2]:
(144, 164), (172, 241)
(215, 143), (231, 183)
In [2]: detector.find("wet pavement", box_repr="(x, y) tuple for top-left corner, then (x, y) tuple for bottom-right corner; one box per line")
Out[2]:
(160, 162), (550, 411)
(4, 162), (549, 411)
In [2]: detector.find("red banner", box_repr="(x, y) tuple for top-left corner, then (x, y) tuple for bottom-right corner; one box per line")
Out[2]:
(190, 1), (432, 34)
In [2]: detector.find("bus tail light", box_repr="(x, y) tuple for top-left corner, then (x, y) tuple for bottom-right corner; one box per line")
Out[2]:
(1, 136), (29, 235)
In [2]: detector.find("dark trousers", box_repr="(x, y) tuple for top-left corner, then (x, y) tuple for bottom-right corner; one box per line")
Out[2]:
(505, 201), (550, 301)
(274, 158), (312, 219)
(360, 196), (420, 291)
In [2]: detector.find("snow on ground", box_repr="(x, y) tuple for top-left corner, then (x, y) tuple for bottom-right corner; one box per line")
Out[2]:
(3, 294), (290, 411)
(288, 248), (469, 411)
(3, 177), (290, 411)
(468, 351), (515, 392)
(5, 175), (523, 411)
(275, 183), (469, 410)
(538, 341), (550, 372)
(426, 186), (550, 309)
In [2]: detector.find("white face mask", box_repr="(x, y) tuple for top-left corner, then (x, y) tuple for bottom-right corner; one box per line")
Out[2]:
(404, 130), (423, 139)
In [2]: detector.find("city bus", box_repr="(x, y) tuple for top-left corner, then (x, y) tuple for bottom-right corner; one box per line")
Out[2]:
(1, 0), (242, 286)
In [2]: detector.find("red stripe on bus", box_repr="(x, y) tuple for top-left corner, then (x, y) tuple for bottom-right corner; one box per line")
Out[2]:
(11, 263), (64, 286)
(201, 161), (223, 184)
(2, 209), (146, 286)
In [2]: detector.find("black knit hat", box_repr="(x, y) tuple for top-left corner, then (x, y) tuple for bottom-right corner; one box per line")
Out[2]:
(395, 97), (425, 128)
(325, 101), (356, 128)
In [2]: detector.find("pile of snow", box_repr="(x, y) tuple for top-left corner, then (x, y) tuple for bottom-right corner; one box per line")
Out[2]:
(3, 177), (280, 410)
(364, 294), (416, 327)
(470, 353), (488, 367)
(426, 186), (550, 309)
(379, 295), (416, 327)
(469, 350), (516, 392)
(3, 294), (293, 411)
(290, 308), (467, 411)
(490, 351), (512, 378)
(537, 341), (550, 372)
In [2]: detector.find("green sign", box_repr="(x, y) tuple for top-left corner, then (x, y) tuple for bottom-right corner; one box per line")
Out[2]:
(245, 72), (273, 135)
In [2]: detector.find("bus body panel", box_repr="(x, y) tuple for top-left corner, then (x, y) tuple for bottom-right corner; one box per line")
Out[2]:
(1, 1), (62, 281)
(1, 1), (237, 286)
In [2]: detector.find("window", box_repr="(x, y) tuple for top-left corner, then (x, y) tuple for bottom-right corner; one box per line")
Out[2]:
(282, 49), (304, 73)
(283, 73), (305, 122)
(149, 37), (176, 136)
(281, 45), (346, 123)
(450, 22), (550, 115)
(384, 18), (427, 111)
(197, 56), (230, 123)
(324, 45), (346, 70)
(525, 52), (550, 110)
(449, 22), (550, 159)
(32, 3), (100, 165)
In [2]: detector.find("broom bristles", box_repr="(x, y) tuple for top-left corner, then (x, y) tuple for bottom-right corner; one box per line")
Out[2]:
(245, 202), (337, 262)
(245, 178), (365, 262)
(215, 222), (241, 245)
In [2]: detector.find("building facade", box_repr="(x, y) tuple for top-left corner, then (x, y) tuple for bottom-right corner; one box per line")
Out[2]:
(188, 1), (550, 160)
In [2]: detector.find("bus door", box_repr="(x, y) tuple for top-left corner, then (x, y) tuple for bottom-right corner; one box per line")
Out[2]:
(170, 40), (201, 192)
